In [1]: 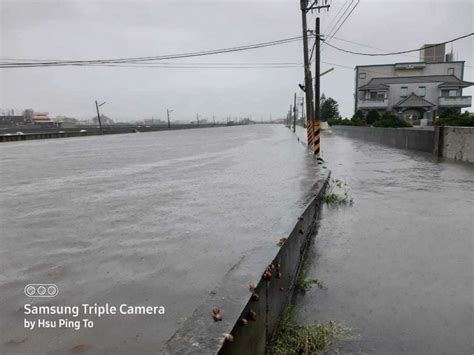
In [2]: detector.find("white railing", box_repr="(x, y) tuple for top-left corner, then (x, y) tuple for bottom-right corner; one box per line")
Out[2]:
(358, 98), (389, 109)
(439, 96), (472, 107)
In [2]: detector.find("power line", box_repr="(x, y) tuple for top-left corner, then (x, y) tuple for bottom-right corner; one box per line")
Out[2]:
(70, 63), (303, 69)
(328, 35), (474, 68)
(325, 0), (360, 46)
(310, 0), (359, 62)
(323, 32), (474, 56)
(322, 0), (349, 35)
(324, 0), (354, 43)
(0, 35), (308, 68)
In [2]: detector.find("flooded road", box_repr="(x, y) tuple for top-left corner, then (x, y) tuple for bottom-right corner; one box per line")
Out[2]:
(0, 125), (319, 354)
(294, 128), (474, 354)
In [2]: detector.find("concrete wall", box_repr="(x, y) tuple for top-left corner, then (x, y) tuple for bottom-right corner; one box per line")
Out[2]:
(0, 123), (244, 143)
(436, 126), (474, 163)
(332, 126), (434, 153)
(164, 170), (330, 355)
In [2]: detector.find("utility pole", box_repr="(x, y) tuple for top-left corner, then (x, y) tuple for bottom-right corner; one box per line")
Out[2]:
(300, 0), (314, 142)
(293, 93), (297, 132)
(314, 16), (321, 156)
(196, 113), (199, 127)
(167, 109), (173, 128)
(301, 95), (305, 122)
(300, 0), (329, 155)
(289, 105), (293, 128)
(95, 100), (106, 135)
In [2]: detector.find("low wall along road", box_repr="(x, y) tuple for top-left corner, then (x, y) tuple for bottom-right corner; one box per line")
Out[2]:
(435, 126), (474, 163)
(331, 126), (434, 153)
(332, 125), (474, 163)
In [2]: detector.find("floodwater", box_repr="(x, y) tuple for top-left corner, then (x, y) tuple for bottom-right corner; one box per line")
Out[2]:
(294, 127), (474, 354)
(0, 125), (320, 354)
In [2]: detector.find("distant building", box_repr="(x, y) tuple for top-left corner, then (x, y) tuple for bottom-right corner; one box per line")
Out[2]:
(32, 112), (53, 124)
(419, 43), (453, 63)
(0, 109), (33, 127)
(55, 116), (79, 128)
(355, 44), (473, 122)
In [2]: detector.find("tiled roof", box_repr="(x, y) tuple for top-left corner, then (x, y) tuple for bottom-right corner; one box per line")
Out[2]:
(393, 93), (436, 108)
(359, 75), (473, 90)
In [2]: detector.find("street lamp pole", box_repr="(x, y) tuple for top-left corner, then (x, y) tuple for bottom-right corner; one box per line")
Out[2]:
(95, 100), (106, 135)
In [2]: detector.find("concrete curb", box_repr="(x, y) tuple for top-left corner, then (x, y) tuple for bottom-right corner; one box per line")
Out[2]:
(163, 169), (331, 355)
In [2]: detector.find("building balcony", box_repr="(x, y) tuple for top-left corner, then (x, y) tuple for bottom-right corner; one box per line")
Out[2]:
(439, 96), (472, 108)
(358, 98), (389, 109)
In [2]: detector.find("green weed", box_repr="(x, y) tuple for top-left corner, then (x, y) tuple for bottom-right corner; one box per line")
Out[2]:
(296, 270), (327, 291)
(271, 305), (353, 355)
(321, 179), (353, 206)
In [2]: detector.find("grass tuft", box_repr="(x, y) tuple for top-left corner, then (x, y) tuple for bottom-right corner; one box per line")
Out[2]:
(321, 179), (353, 206)
(271, 305), (353, 355)
(295, 270), (327, 291)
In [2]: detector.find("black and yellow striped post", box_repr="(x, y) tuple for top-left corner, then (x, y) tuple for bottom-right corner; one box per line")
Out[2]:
(306, 119), (313, 148)
(313, 120), (321, 155)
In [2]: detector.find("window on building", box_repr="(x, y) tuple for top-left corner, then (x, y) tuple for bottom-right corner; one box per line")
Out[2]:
(417, 86), (426, 97)
(370, 91), (385, 100)
(359, 72), (366, 79)
(448, 89), (458, 97)
(447, 68), (454, 75)
(400, 87), (408, 97)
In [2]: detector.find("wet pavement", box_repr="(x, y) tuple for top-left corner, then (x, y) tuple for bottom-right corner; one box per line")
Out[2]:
(294, 127), (474, 354)
(0, 125), (320, 354)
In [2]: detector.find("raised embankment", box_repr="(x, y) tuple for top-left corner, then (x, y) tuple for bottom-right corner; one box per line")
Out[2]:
(332, 125), (474, 163)
(0, 123), (243, 143)
(163, 169), (330, 355)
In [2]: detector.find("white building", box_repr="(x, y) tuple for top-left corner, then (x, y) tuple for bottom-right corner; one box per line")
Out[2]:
(354, 44), (473, 121)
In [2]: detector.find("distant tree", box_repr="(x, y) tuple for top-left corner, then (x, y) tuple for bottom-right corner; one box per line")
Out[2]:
(320, 93), (327, 108)
(365, 110), (381, 125)
(374, 112), (410, 128)
(439, 107), (461, 118)
(320, 96), (340, 122)
(352, 110), (365, 120)
(436, 110), (474, 127)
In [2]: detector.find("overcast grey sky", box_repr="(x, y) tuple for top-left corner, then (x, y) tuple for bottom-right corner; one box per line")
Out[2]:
(1, 0), (473, 122)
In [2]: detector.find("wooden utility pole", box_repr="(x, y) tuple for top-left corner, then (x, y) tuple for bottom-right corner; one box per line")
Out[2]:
(301, 95), (305, 122)
(167, 109), (172, 128)
(300, 0), (329, 155)
(289, 105), (293, 128)
(196, 113), (199, 127)
(293, 93), (297, 132)
(314, 16), (321, 156)
(300, 0), (314, 133)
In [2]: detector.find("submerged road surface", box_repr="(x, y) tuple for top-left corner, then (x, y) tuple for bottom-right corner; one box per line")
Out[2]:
(294, 127), (474, 354)
(0, 125), (321, 354)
